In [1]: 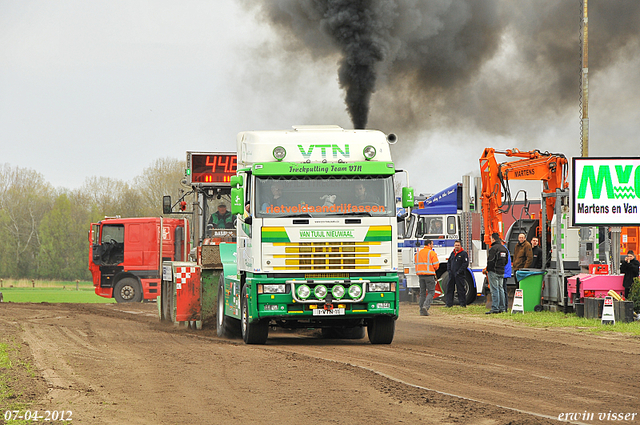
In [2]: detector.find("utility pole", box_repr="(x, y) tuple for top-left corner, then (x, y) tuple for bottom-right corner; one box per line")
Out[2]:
(580, 0), (589, 157)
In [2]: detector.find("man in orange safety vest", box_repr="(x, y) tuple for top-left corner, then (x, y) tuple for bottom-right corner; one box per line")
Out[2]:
(414, 239), (439, 316)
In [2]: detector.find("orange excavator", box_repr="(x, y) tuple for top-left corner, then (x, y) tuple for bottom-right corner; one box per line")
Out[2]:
(479, 148), (569, 245)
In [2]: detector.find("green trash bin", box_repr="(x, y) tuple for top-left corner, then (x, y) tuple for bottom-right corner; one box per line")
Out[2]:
(516, 270), (547, 312)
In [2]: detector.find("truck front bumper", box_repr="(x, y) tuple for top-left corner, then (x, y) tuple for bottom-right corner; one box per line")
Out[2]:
(246, 275), (399, 321)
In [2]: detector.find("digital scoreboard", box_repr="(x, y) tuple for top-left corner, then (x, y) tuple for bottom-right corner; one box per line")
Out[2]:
(187, 152), (237, 185)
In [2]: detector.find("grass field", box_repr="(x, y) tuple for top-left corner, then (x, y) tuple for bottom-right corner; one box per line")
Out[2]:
(0, 280), (114, 303)
(0, 338), (34, 425)
(437, 304), (640, 335)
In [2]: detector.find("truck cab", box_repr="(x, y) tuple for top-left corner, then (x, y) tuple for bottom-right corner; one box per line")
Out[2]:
(89, 217), (189, 302)
(399, 181), (485, 305)
(218, 125), (413, 344)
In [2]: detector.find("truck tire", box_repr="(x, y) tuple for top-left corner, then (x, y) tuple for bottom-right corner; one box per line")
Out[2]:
(464, 273), (477, 304)
(160, 280), (171, 322)
(367, 316), (395, 344)
(114, 277), (143, 303)
(241, 286), (268, 344)
(217, 274), (239, 338)
(439, 272), (476, 305)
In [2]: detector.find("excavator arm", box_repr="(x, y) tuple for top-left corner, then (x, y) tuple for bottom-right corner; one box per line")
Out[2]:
(479, 148), (569, 245)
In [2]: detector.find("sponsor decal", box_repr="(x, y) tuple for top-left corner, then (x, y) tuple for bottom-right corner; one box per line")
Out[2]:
(573, 158), (640, 225)
(298, 144), (350, 160)
(287, 164), (363, 174)
(264, 203), (385, 214)
(300, 229), (355, 239)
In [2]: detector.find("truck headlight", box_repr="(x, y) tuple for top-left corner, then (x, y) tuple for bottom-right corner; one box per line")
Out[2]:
(332, 284), (345, 299)
(369, 282), (391, 292)
(348, 284), (362, 299)
(297, 284), (311, 300)
(263, 284), (287, 294)
(273, 146), (287, 161)
(363, 145), (376, 160)
(314, 285), (327, 299)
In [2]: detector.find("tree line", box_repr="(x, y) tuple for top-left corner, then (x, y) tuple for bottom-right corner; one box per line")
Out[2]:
(0, 158), (186, 281)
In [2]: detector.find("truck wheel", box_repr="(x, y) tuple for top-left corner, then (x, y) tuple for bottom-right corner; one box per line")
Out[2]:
(162, 280), (172, 321)
(438, 271), (449, 300)
(114, 278), (143, 303)
(241, 286), (268, 344)
(439, 272), (476, 305)
(464, 274), (477, 305)
(367, 316), (395, 344)
(217, 274), (239, 338)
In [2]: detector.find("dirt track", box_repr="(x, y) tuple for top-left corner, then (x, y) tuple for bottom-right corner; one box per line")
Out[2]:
(1, 302), (638, 424)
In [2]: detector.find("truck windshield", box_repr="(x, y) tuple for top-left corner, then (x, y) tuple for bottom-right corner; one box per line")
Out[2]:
(101, 224), (124, 244)
(255, 176), (395, 218)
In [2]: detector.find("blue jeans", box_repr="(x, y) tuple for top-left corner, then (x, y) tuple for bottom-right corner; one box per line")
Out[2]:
(488, 271), (504, 312)
(502, 278), (509, 312)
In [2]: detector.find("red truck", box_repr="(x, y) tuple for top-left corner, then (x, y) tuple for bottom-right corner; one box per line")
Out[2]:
(89, 217), (189, 303)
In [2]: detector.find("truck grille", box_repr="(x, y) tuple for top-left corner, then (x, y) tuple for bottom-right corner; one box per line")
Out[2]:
(265, 241), (386, 271)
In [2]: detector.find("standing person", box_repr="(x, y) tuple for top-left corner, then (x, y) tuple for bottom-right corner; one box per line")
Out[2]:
(209, 204), (233, 229)
(414, 239), (439, 316)
(484, 233), (508, 314)
(502, 242), (512, 313)
(531, 237), (543, 269)
(513, 232), (533, 284)
(445, 240), (469, 308)
(620, 251), (640, 299)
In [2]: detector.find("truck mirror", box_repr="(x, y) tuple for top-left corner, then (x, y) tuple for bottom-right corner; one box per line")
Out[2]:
(402, 187), (414, 208)
(163, 196), (172, 214)
(230, 175), (243, 187)
(231, 188), (244, 215)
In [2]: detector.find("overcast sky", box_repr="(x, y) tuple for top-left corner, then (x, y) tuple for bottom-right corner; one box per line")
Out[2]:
(2, 1), (639, 196)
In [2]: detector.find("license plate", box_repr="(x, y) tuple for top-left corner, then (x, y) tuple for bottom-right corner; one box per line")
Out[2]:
(312, 308), (345, 316)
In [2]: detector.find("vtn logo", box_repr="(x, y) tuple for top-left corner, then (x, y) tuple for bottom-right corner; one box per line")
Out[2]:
(577, 164), (640, 199)
(298, 144), (350, 160)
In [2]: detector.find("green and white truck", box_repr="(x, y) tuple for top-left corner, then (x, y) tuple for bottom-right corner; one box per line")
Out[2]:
(161, 125), (413, 344)
(219, 125), (413, 344)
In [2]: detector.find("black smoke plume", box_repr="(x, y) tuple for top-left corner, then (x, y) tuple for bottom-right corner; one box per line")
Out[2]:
(244, 1), (640, 140)
(324, 0), (383, 129)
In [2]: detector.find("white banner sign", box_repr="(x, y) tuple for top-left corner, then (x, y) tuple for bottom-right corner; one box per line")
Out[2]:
(572, 157), (640, 226)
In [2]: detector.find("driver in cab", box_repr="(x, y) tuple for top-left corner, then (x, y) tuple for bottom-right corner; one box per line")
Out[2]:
(209, 203), (233, 229)
(354, 182), (379, 205)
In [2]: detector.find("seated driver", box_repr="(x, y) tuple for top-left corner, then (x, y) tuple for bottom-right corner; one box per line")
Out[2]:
(429, 219), (443, 234)
(209, 203), (233, 229)
(354, 182), (379, 205)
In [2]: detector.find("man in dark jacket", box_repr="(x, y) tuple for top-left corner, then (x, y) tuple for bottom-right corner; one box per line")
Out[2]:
(484, 233), (508, 314)
(531, 237), (543, 269)
(620, 250), (640, 299)
(445, 240), (469, 308)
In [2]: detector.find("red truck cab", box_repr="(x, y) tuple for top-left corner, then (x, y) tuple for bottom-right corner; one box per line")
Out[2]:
(89, 217), (189, 302)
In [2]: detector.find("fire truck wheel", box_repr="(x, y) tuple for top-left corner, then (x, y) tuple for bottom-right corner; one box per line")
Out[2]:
(114, 278), (143, 303)
(367, 316), (395, 344)
(241, 285), (268, 344)
(217, 274), (240, 338)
